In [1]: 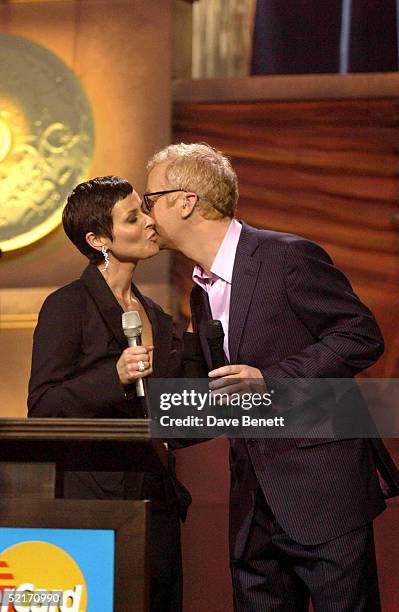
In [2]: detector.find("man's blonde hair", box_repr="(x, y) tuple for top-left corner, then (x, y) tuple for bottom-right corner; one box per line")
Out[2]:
(147, 142), (238, 219)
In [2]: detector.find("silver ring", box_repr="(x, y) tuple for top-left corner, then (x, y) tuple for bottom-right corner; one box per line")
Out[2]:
(137, 360), (146, 373)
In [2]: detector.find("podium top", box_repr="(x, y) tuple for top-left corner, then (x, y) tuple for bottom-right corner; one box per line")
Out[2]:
(0, 418), (151, 441)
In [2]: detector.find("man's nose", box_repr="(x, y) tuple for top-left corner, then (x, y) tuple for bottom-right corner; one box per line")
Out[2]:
(144, 214), (155, 227)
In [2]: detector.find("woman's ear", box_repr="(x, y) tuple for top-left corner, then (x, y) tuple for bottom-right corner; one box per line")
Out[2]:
(85, 232), (107, 252)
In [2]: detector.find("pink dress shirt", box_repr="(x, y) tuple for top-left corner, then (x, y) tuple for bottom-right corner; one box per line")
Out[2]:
(192, 219), (242, 362)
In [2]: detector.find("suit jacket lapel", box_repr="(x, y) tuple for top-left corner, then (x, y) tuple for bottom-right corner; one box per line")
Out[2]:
(229, 223), (261, 364)
(130, 284), (173, 377)
(151, 311), (173, 377)
(81, 265), (174, 376)
(81, 264), (127, 350)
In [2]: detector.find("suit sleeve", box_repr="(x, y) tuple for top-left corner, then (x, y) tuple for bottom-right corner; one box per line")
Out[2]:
(261, 239), (384, 383)
(28, 288), (126, 418)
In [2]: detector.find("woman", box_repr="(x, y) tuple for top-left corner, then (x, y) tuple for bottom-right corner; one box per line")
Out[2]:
(28, 175), (192, 612)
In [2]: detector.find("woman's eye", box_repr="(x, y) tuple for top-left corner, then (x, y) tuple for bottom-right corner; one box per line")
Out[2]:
(128, 216), (137, 223)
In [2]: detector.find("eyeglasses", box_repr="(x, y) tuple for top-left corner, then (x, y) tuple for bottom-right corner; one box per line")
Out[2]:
(142, 189), (187, 214)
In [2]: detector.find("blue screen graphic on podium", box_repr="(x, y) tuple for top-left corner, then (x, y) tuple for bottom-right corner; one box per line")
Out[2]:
(0, 528), (114, 610)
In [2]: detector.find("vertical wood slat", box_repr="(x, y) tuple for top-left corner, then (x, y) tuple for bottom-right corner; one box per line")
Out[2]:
(192, 0), (256, 78)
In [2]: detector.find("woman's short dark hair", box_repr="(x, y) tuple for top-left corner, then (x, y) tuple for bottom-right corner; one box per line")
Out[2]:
(62, 176), (133, 263)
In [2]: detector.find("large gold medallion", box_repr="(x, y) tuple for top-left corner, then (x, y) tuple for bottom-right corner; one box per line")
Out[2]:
(0, 34), (94, 252)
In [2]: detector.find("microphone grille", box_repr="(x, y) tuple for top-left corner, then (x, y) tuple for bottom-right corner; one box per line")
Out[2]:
(205, 319), (224, 340)
(122, 310), (142, 337)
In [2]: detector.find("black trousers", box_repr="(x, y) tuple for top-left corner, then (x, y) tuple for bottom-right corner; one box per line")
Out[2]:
(231, 488), (381, 612)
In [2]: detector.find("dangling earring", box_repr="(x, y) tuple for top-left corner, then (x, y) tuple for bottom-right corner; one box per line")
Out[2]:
(101, 245), (110, 272)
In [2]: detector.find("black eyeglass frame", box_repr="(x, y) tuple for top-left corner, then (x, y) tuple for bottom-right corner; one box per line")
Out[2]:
(142, 189), (187, 214)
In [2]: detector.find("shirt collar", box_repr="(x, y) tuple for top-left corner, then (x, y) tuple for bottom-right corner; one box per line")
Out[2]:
(192, 218), (242, 285)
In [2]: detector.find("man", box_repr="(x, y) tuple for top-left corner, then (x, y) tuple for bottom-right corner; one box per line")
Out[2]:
(145, 142), (399, 611)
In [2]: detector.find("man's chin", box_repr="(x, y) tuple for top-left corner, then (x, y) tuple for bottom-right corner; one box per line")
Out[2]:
(156, 238), (171, 251)
(153, 231), (175, 251)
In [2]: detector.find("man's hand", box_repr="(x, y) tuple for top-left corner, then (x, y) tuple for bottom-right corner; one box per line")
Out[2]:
(208, 364), (266, 396)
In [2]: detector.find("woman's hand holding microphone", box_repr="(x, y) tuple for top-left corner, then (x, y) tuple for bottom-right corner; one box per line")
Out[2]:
(116, 345), (154, 385)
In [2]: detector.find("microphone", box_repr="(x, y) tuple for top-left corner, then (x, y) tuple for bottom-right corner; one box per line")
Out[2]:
(205, 320), (226, 370)
(122, 310), (145, 398)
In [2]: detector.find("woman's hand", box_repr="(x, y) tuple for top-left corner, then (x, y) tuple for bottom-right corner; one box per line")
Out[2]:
(116, 345), (154, 385)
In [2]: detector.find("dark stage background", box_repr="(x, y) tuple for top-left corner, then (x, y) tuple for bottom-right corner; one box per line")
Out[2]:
(251, 0), (398, 75)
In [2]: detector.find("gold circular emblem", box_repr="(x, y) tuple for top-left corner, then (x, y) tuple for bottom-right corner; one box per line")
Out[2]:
(0, 34), (94, 252)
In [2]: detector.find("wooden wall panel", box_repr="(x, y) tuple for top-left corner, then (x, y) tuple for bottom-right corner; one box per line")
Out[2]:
(172, 96), (399, 377)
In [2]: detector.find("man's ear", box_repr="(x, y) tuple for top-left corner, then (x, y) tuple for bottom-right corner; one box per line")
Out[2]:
(85, 232), (108, 252)
(181, 193), (198, 219)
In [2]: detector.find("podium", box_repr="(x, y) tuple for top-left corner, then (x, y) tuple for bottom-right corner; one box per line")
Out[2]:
(0, 418), (164, 611)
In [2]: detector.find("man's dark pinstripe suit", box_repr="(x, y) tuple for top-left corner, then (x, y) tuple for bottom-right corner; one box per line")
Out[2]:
(191, 221), (399, 611)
